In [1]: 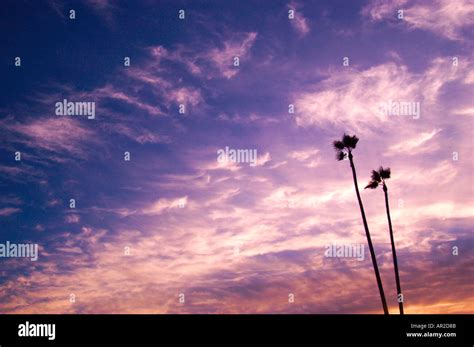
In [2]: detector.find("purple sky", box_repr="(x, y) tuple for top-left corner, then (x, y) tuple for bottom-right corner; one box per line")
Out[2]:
(0, 0), (473, 313)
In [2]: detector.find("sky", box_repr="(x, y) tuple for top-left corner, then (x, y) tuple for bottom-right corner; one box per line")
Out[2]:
(0, 0), (473, 314)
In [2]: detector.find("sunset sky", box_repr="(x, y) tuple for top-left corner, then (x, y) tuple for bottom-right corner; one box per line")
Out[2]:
(0, 0), (473, 314)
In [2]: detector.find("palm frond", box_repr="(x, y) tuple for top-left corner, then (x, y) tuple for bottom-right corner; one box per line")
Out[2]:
(342, 133), (359, 149)
(336, 150), (346, 161)
(365, 180), (379, 189)
(371, 170), (381, 182)
(379, 166), (391, 179)
(333, 140), (345, 150)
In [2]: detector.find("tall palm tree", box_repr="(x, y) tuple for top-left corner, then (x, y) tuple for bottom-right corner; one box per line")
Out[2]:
(365, 167), (404, 314)
(333, 134), (389, 314)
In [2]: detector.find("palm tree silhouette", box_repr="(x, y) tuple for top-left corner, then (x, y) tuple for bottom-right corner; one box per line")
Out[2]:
(365, 167), (404, 314)
(333, 134), (389, 314)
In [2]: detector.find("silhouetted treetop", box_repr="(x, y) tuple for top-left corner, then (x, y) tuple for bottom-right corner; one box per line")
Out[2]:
(333, 133), (359, 161)
(365, 167), (391, 189)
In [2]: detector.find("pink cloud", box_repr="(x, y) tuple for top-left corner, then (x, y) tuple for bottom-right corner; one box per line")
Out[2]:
(386, 129), (441, 155)
(294, 57), (473, 133)
(165, 87), (203, 108)
(5, 117), (95, 160)
(363, 0), (474, 41)
(288, 1), (310, 36)
(95, 84), (165, 116)
(204, 32), (258, 79)
(0, 207), (21, 217)
(65, 214), (80, 223)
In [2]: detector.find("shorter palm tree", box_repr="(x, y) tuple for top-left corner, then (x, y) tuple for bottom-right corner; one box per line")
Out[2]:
(365, 167), (404, 314)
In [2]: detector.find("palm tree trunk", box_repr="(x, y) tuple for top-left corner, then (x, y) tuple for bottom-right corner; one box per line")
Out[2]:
(348, 152), (389, 314)
(383, 183), (404, 314)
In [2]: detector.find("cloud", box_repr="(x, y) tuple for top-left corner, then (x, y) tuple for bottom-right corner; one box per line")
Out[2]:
(362, 0), (474, 41)
(288, 1), (310, 36)
(4, 117), (96, 160)
(257, 152), (272, 166)
(204, 32), (258, 79)
(453, 107), (474, 116)
(119, 53), (204, 112)
(394, 160), (458, 188)
(165, 87), (203, 108)
(101, 123), (171, 144)
(1, 211), (472, 313)
(65, 214), (80, 224)
(293, 57), (471, 133)
(85, 0), (118, 25)
(294, 62), (416, 132)
(147, 45), (202, 75)
(0, 208), (21, 217)
(0, 164), (45, 183)
(288, 148), (320, 167)
(95, 85), (165, 117)
(386, 129), (441, 155)
(140, 196), (188, 215)
(129, 32), (258, 83)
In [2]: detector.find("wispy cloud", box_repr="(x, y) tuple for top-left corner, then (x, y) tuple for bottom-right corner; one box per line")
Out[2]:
(4, 117), (96, 160)
(294, 57), (472, 133)
(0, 207), (21, 217)
(363, 0), (474, 41)
(288, 1), (310, 36)
(386, 129), (441, 155)
(204, 32), (258, 79)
